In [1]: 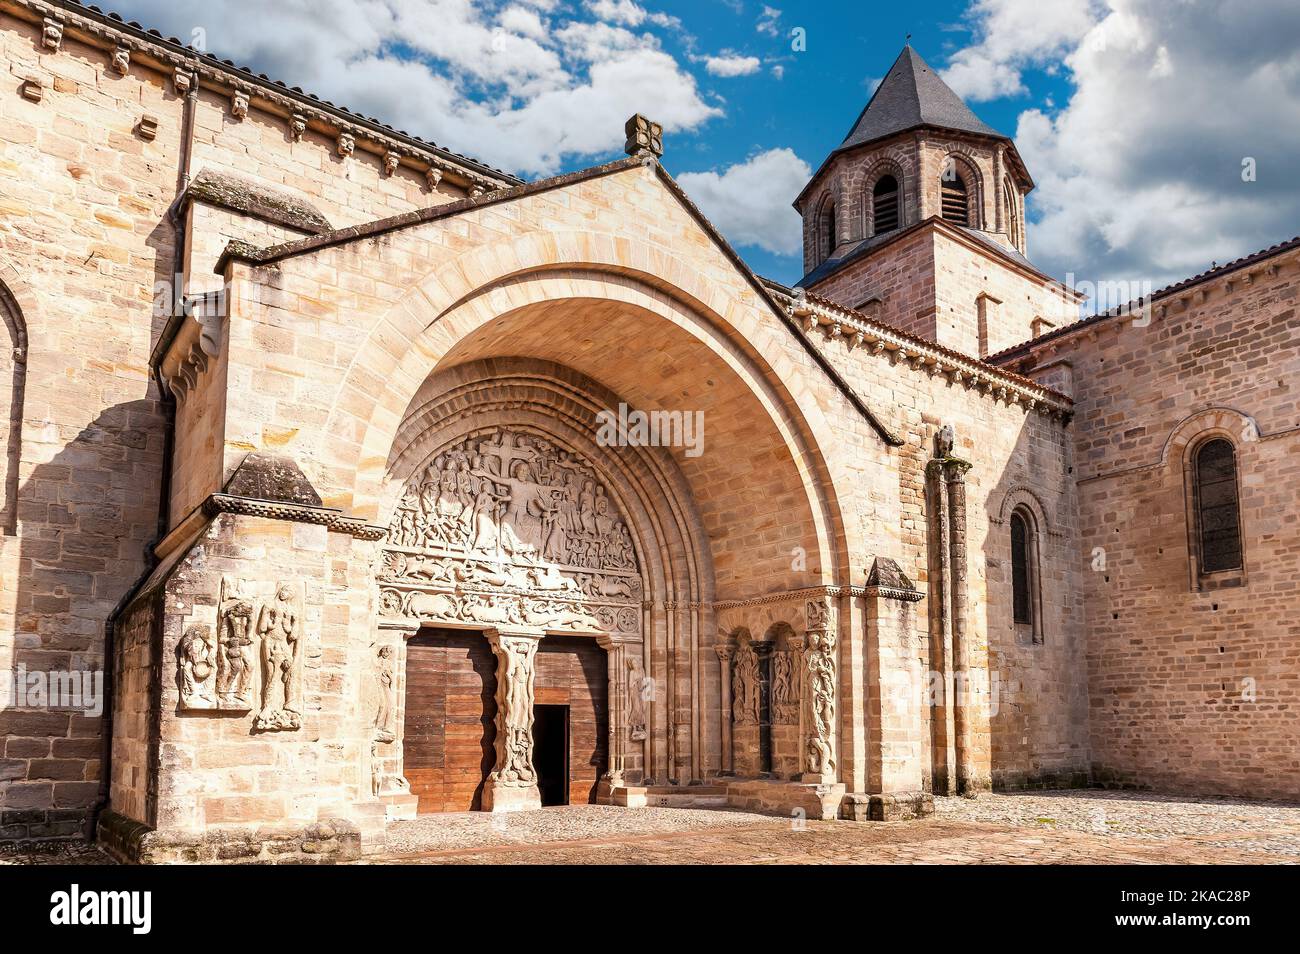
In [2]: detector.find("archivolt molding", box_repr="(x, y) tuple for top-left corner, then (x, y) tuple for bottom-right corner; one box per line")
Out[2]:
(990, 485), (1063, 537)
(320, 227), (854, 588)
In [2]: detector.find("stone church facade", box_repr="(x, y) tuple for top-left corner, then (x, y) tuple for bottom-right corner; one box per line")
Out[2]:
(0, 3), (1295, 861)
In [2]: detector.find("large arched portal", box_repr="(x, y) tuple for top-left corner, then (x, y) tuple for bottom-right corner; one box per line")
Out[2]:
(367, 273), (848, 810)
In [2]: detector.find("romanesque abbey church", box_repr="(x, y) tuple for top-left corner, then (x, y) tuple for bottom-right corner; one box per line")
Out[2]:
(1, 1), (1296, 862)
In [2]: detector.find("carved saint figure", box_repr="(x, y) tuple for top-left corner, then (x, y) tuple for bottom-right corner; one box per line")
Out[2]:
(374, 644), (396, 742)
(177, 624), (215, 709)
(254, 582), (303, 731)
(731, 633), (760, 726)
(216, 576), (256, 710)
(627, 654), (648, 740)
(771, 650), (798, 725)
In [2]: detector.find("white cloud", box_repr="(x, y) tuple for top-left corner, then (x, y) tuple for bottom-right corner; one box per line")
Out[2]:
(676, 148), (811, 256)
(947, 0), (1300, 292)
(704, 53), (762, 77)
(941, 0), (1098, 101)
(756, 6), (782, 38)
(111, 0), (713, 176)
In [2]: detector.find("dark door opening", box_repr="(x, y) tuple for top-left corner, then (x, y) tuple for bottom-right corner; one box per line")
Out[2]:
(533, 704), (570, 807)
(757, 652), (773, 776)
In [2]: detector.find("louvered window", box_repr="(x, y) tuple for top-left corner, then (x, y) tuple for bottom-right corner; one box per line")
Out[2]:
(872, 175), (899, 235)
(940, 169), (969, 225)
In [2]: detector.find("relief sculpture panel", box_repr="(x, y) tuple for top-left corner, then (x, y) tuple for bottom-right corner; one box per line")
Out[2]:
(378, 429), (643, 638)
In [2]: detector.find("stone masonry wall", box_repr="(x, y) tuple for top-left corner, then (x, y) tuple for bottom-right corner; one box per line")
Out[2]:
(1053, 256), (1300, 798)
(0, 5), (485, 842)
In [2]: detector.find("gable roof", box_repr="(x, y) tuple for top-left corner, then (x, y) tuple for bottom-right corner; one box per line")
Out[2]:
(840, 46), (1005, 150)
(209, 155), (904, 448)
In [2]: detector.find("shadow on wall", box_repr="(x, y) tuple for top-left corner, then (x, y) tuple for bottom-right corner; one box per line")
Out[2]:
(978, 412), (1090, 791)
(1, 398), (165, 842)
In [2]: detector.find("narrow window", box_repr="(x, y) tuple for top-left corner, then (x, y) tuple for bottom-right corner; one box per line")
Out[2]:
(1010, 511), (1032, 625)
(1194, 438), (1243, 573)
(822, 201), (837, 260)
(1003, 183), (1019, 247)
(872, 175), (899, 235)
(940, 164), (969, 226)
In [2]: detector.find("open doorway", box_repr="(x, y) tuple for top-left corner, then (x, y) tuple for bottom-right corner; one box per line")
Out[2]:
(533, 704), (570, 807)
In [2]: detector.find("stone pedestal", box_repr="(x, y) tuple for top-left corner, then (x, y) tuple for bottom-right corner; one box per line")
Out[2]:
(482, 627), (545, 813)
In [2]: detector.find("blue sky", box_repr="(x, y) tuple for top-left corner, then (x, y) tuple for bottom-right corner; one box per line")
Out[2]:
(114, 0), (1300, 297)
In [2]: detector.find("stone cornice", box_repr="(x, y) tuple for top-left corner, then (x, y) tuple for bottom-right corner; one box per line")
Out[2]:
(769, 285), (1073, 421)
(202, 493), (387, 540)
(712, 584), (866, 612)
(5, 0), (519, 192)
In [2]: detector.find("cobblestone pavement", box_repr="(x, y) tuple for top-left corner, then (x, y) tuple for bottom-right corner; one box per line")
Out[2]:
(371, 792), (1300, 865)
(5, 791), (1298, 864)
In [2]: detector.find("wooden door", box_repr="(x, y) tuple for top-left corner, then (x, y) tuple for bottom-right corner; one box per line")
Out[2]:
(403, 629), (496, 813)
(535, 635), (608, 805)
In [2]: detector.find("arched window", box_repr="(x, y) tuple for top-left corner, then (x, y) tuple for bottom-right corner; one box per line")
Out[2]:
(872, 174), (899, 235)
(1003, 178), (1019, 248)
(940, 163), (969, 226)
(821, 200), (837, 261)
(1008, 506), (1042, 643)
(1193, 438), (1243, 573)
(1010, 511), (1032, 625)
(0, 280), (27, 534)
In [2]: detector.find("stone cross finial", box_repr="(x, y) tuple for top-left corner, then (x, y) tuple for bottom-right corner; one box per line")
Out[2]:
(623, 114), (663, 159)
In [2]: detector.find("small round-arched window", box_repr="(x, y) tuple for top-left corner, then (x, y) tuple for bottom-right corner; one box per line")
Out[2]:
(1009, 510), (1033, 625)
(1193, 438), (1243, 573)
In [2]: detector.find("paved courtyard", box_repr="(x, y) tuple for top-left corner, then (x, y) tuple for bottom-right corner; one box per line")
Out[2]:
(4, 791), (1298, 864)
(370, 790), (1300, 864)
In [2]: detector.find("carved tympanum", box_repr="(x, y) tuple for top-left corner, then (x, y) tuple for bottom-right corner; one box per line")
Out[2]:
(379, 429), (642, 637)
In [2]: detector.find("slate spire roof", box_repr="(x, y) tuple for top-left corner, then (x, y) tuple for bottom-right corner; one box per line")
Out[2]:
(840, 45), (1007, 150)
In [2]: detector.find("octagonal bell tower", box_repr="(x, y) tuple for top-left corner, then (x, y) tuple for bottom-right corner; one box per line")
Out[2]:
(793, 46), (1078, 358)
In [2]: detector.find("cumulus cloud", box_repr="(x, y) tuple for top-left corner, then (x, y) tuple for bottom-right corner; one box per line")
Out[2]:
(703, 53), (762, 77)
(941, 0), (1098, 102)
(947, 0), (1300, 292)
(112, 0), (713, 176)
(676, 149), (811, 256)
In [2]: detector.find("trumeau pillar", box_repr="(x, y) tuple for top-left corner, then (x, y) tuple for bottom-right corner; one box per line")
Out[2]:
(482, 627), (545, 812)
(801, 596), (839, 784)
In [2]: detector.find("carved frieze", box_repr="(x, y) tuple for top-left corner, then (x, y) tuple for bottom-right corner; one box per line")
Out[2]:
(379, 429), (642, 638)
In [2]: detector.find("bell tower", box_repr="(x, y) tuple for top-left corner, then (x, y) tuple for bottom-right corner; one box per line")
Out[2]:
(793, 46), (1080, 358)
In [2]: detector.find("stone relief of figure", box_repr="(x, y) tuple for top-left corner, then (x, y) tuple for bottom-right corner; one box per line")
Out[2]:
(771, 650), (798, 725)
(177, 623), (216, 710)
(627, 654), (649, 740)
(215, 576), (256, 711)
(254, 581), (304, 732)
(731, 632), (760, 726)
(374, 644), (396, 743)
(492, 636), (538, 786)
(805, 629), (837, 776)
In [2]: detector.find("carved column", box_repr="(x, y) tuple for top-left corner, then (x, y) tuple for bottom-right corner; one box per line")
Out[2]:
(598, 634), (645, 786)
(944, 459), (979, 795)
(926, 457), (956, 795)
(715, 643), (734, 774)
(482, 627), (545, 812)
(801, 596), (839, 784)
